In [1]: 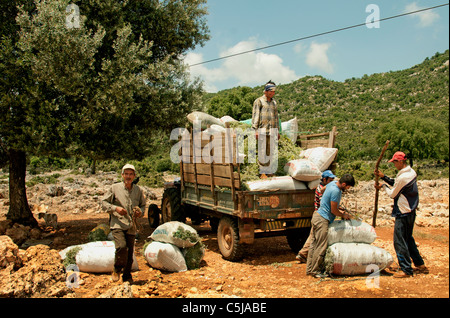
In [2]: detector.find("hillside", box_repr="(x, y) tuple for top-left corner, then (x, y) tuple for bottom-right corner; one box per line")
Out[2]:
(202, 50), (449, 165)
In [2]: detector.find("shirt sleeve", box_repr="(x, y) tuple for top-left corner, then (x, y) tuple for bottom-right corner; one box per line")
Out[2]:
(252, 99), (261, 130)
(101, 187), (117, 214)
(138, 189), (146, 214)
(382, 176), (408, 199)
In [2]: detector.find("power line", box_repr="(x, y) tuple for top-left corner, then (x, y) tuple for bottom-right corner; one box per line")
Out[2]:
(188, 3), (449, 67)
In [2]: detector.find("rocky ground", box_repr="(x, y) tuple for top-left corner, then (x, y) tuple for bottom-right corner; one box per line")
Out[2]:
(0, 169), (448, 300)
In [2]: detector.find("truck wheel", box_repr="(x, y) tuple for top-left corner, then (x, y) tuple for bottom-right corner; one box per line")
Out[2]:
(217, 217), (244, 261)
(286, 227), (311, 253)
(161, 188), (185, 223)
(147, 204), (160, 228)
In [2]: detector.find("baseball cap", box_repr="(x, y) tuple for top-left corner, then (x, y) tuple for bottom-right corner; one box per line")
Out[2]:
(122, 164), (136, 174)
(388, 151), (407, 162)
(322, 170), (336, 179)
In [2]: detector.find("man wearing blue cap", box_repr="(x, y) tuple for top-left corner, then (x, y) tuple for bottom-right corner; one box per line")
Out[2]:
(296, 170), (336, 263)
(306, 173), (355, 278)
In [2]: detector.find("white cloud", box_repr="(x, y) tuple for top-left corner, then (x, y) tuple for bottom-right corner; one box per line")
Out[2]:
(305, 42), (334, 74)
(405, 2), (440, 27)
(185, 39), (299, 92)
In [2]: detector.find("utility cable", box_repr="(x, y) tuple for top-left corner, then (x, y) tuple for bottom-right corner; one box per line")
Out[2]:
(189, 3), (449, 67)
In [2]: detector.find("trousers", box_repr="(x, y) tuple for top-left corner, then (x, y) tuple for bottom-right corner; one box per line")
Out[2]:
(306, 212), (329, 275)
(394, 211), (425, 275)
(112, 229), (135, 278)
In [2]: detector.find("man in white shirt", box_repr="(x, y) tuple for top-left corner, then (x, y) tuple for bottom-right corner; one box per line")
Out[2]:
(375, 151), (428, 278)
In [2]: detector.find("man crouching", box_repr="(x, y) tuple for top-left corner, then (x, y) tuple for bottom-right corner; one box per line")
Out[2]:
(102, 164), (145, 283)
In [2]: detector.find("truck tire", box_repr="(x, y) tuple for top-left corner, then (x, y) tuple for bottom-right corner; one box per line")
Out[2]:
(286, 227), (311, 253)
(217, 216), (244, 261)
(147, 204), (161, 228)
(161, 187), (185, 223)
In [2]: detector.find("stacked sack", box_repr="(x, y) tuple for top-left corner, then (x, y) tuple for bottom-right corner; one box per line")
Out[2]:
(144, 221), (205, 272)
(284, 147), (338, 188)
(324, 219), (393, 276)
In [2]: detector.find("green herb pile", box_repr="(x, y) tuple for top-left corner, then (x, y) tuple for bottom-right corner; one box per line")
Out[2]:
(237, 132), (304, 187)
(62, 246), (82, 268)
(173, 226), (200, 244)
(87, 228), (108, 242)
(183, 241), (206, 270)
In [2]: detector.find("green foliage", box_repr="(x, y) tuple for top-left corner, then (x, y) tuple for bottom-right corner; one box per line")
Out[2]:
(376, 116), (449, 161)
(204, 86), (258, 121)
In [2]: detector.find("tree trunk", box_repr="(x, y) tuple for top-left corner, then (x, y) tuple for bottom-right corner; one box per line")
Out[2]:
(6, 149), (37, 227)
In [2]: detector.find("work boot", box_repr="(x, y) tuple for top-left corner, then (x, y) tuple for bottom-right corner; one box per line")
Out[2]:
(122, 273), (133, 283)
(296, 254), (307, 264)
(393, 271), (412, 278)
(414, 265), (429, 274)
(111, 269), (121, 282)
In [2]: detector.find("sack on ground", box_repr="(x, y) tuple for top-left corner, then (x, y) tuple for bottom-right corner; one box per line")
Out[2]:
(328, 220), (377, 245)
(144, 241), (187, 272)
(246, 176), (307, 191)
(300, 147), (338, 171)
(284, 159), (322, 181)
(150, 221), (200, 248)
(60, 241), (139, 273)
(324, 243), (393, 276)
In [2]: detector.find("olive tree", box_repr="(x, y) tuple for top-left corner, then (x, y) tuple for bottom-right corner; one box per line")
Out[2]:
(0, 0), (209, 225)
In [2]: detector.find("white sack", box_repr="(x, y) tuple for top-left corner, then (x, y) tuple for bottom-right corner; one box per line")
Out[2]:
(324, 243), (393, 276)
(307, 179), (321, 190)
(203, 124), (226, 135)
(220, 115), (238, 123)
(284, 159), (322, 182)
(150, 221), (200, 248)
(246, 176), (307, 191)
(300, 147), (338, 171)
(60, 241), (139, 273)
(144, 241), (187, 272)
(328, 220), (377, 245)
(281, 117), (298, 143)
(187, 111), (224, 129)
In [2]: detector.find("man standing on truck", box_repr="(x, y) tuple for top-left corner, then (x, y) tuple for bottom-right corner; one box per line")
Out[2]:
(374, 151), (428, 278)
(306, 173), (355, 278)
(251, 80), (279, 177)
(296, 170), (337, 263)
(102, 164), (145, 283)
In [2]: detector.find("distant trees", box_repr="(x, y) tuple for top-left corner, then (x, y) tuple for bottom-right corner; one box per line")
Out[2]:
(376, 116), (449, 161)
(205, 86), (257, 121)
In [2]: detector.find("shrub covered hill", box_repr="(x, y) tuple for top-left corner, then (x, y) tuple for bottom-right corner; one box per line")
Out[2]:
(202, 50), (449, 174)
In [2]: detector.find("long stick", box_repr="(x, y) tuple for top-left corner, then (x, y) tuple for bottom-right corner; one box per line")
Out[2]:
(373, 140), (390, 228)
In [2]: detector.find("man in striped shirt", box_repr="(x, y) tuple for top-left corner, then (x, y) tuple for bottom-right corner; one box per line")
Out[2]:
(252, 81), (279, 176)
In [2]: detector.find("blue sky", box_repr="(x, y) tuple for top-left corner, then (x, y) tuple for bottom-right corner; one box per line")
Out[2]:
(184, 1), (449, 92)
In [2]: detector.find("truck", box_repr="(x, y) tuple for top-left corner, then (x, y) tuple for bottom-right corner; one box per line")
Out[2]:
(149, 125), (338, 261)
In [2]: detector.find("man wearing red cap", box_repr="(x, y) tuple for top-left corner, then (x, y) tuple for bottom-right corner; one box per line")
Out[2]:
(375, 151), (428, 278)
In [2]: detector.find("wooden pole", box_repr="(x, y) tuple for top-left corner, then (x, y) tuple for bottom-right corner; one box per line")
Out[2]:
(373, 140), (390, 228)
